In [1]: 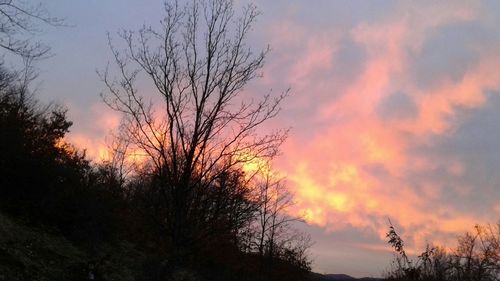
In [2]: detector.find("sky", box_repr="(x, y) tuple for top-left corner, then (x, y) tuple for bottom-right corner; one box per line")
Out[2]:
(21, 0), (500, 278)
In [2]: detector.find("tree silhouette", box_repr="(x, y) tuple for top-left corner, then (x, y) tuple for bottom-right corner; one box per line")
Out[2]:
(100, 0), (288, 262)
(0, 0), (63, 60)
(385, 222), (500, 281)
(0, 63), (89, 226)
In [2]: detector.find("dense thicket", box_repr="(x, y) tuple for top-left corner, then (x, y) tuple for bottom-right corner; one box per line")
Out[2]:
(0, 63), (310, 280)
(0, 65), (126, 245)
(0, 0), (311, 279)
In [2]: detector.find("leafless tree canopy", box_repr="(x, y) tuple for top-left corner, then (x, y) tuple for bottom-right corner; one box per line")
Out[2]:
(0, 0), (63, 59)
(100, 0), (289, 259)
(101, 0), (287, 189)
(251, 171), (312, 272)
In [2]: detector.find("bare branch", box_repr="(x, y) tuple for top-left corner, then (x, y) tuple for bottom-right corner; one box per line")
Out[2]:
(0, 1), (64, 60)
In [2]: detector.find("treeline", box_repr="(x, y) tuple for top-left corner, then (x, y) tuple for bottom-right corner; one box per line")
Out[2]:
(0, 0), (313, 280)
(0, 65), (310, 281)
(385, 222), (500, 281)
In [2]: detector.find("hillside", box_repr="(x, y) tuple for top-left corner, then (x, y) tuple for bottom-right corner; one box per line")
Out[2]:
(1, 211), (382, 281)
(0, 212), (143, 281)
(311, 272), (381, 281)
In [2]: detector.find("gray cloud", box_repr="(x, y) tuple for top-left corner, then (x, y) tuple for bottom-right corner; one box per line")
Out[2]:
(377, 91), (418, 121)
(408, 91), (500, 216)
(410, 21), (493, 90)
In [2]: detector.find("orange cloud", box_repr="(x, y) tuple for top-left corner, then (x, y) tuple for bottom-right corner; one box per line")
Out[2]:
(268, 1), (500, 252)
(65, 103), (121, 162)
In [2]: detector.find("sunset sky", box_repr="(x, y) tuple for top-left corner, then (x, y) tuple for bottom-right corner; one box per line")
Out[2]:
(30, 0), (500, 277)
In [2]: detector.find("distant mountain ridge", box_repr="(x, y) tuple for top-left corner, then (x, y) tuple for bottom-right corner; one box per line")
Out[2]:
(311, 272), (381, 281)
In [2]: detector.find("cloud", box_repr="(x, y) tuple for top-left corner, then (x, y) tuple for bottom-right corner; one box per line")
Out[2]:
(59, 0), (500, 269)
(376, 91), (418, 121)
(65, 102), (121, 161)
(265, 1), (500, 253)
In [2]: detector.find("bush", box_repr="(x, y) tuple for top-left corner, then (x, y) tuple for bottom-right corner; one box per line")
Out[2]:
(385, 222), (500, 281)
(0, 64), (125, 245)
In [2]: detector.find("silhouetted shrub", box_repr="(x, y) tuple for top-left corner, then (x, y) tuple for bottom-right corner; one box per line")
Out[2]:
(385, 222), (500, 281)
(0, 64), (81, 219)
(0, 64), (125, 245)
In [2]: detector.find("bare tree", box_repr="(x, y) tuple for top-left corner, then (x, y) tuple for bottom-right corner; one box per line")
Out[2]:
(100, 0), (287, 259)
(385, 222), (500, 281)
(450, 224), (500, 281)
(254, 171), (297, 258)
(0, 0), (63, 60)
(245, 167), (312, 278)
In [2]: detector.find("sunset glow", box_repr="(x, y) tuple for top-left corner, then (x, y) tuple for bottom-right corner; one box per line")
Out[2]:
(39, 0), (500, 277)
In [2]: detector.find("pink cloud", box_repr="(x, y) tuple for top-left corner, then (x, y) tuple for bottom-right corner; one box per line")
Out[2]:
(268, 1), (500, 252)
(65, 102), (121, 161)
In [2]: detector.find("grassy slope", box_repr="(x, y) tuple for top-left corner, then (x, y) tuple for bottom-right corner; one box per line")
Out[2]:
(0, 211), (382, 281)
(0, 212), (143, 281)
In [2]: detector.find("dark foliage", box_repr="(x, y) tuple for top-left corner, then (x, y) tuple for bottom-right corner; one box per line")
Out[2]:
(0, 65), (124, 245)
(385, 222), (500, 281)
(0, 65), (78, 220)
(0, 62), (311, 280)
(0, 0), (312, 279)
